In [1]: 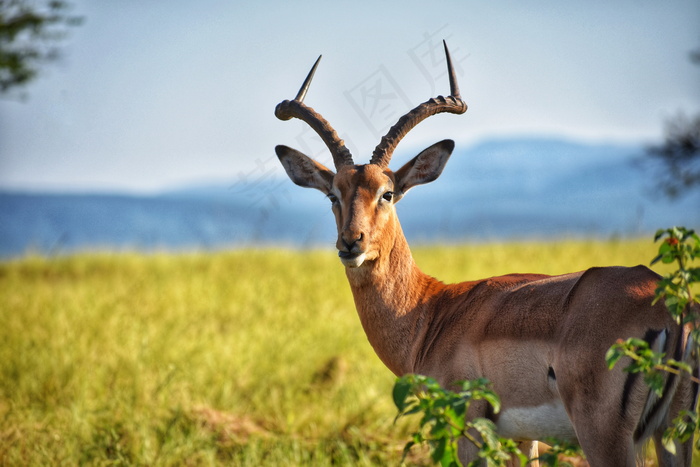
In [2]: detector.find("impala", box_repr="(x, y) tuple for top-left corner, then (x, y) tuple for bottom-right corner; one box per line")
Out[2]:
(273, 42), (698, 465)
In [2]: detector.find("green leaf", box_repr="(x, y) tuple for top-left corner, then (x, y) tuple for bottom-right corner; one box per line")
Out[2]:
(662, 435), (677, 455)
(401, 440), (415, 462)
(480, 392), (501, 414)
(689, 267), (700, 282)
(471, 418), (500, 446)
(654, 228), (668, 242)
(662, 254), (676, 264)
(393, 377), (413, 411)
(659, 240), (672, 255)
(430, 419), (449, 437)
(431, 436), (447, 464)
(403, 405), (423, 416)
(643, 371), (665, 397)
(605, 346), (624, 369)
(669, 359), (692, 374)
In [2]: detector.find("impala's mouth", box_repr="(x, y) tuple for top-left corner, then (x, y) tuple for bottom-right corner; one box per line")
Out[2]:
(338, 250), (367, 268)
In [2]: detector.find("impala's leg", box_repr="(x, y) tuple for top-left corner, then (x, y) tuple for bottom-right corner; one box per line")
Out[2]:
(653, 435), (690, 467)
(652, 376), (698, 467)
(556, 363), (637, 466)
(505, 441), (537, 467)
(525, 441), (539, 467)
(574, 432), (634, 466)
(457, 436), (480, 465)
(571, 421), (636, 466)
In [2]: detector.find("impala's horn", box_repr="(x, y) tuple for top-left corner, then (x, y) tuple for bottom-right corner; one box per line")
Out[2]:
(370, 40), (467, 168)
(275, 56), (354, 169)
(296, 55), (320, 101)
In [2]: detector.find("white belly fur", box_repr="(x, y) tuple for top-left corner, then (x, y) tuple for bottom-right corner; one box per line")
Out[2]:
(496, 401), (578, 442)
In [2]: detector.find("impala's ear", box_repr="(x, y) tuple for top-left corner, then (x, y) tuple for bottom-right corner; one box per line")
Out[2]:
(393, 139), (454, 201)
(276, 145), (335, 193)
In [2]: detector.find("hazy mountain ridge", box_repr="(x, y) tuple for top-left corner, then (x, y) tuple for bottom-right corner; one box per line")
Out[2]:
(1, 138), (697, 258)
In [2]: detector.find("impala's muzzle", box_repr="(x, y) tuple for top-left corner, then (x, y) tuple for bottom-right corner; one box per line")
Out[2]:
(338, 250), (366, 268)
(338, 232), (366, 268)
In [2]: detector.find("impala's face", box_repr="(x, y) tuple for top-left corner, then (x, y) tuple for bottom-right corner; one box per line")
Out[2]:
(329, 164), (397, 268)
(275, 140), (454, 269)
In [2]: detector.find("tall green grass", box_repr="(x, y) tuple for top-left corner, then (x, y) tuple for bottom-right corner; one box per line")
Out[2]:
(0, 240), (678, 465)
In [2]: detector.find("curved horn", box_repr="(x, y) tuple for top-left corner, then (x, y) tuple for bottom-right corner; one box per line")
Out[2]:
(275, 55), (354, 169)
(370, 41), (467, 167)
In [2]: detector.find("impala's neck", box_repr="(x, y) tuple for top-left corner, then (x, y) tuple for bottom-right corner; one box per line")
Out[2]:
(344, 220), (441, 376)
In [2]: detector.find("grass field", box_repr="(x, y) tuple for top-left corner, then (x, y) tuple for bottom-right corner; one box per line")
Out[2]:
(0, 239), (687, 465)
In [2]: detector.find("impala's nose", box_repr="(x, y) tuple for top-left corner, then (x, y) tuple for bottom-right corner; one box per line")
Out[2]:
(338, 232), (366, 268)
(341, 232), (363, 252)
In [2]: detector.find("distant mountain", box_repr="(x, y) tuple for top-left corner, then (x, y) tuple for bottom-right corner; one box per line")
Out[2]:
(1, 138), (697, 258)
(397, 138), (699, 241)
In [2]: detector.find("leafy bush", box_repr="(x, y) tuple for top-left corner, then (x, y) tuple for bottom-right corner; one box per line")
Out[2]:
(393, 375), (525, 466)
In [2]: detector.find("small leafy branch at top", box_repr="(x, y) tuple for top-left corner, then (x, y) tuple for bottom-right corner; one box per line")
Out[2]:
(651, 227), (700, 327)
(606, 226), (700, 454)
(393, 374), (526, 467)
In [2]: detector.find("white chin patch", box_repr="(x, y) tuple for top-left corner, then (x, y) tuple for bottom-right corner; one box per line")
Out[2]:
(340, 253), (366, 268)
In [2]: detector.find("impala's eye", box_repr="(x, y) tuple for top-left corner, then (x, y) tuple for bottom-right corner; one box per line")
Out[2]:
(327, 193), (339, 205)
(382, 191), (394, 202)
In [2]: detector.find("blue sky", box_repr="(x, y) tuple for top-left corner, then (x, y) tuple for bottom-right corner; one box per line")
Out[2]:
(1, 0), (699, 193)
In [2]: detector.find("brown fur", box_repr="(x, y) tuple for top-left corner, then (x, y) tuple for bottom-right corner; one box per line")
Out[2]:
(276, 140), (697, 466)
